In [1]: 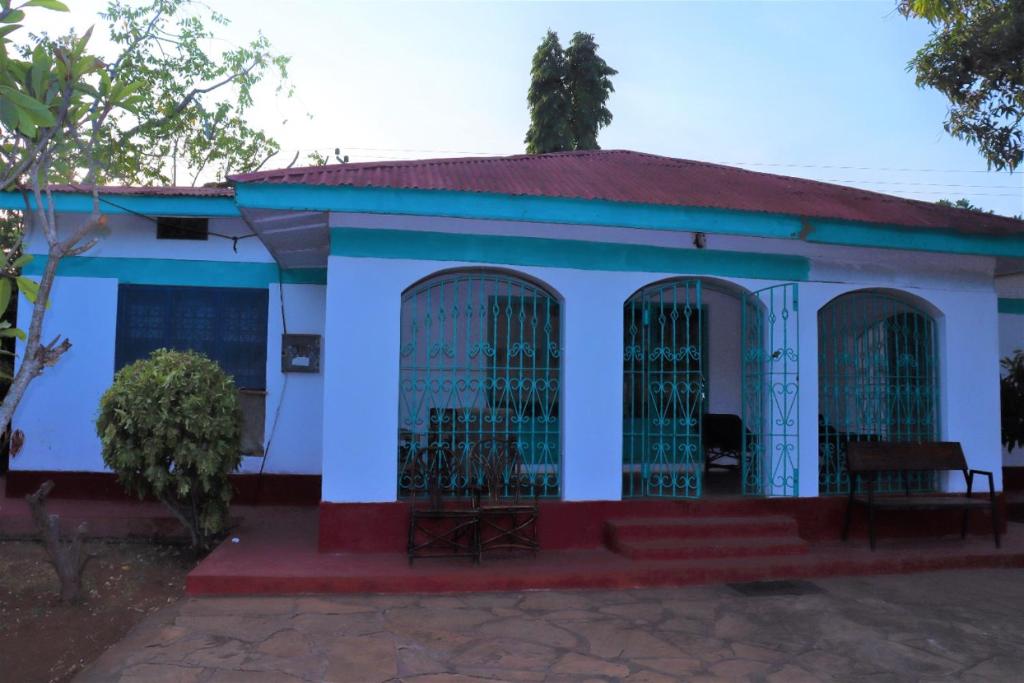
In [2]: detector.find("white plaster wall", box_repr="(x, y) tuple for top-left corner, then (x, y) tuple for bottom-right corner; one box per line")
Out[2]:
(11, 276), (117, 472)
(11, 276), (326, 476)
(322, 255), (800, 503)
(322, 252), (1004, 502)
(237, 283), (326, 475)
(26, 213), (273, 263)
(702, 288), (741, 416)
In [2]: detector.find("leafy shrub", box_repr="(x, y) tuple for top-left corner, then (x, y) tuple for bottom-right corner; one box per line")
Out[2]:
(1001, 350), (1024, 453)
(97, 349), (242, 551)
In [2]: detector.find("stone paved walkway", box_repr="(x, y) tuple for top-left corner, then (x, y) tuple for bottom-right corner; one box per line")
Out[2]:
(76, 568), (1024, 682)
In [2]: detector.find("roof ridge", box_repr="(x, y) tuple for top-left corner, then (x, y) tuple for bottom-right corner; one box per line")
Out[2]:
(233, 149), (654, 180)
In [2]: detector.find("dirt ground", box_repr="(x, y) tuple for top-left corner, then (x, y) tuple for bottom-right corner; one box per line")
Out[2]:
(0, 539), (193, 683)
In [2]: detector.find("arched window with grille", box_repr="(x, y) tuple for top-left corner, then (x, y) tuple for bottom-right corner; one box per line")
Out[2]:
(397, 269), (562, 499)
(818, 290), (940, 495)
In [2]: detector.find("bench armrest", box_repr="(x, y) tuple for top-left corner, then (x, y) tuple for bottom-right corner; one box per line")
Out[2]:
(966, 469), (995, 497)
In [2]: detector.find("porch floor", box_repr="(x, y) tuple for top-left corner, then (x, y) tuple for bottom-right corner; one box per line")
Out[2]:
(187, 507), (1024, 596)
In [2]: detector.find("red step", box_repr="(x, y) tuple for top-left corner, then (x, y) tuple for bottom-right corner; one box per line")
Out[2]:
(607, 515), (798, 542)
(612, 535), (809, 560)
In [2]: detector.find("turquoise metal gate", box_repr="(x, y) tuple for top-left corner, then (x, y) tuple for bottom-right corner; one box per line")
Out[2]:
(741, 284), (799, 497)
(818, 291), (939, 495)
(398, 270), (562, 498)
(623, 279), (705, 498)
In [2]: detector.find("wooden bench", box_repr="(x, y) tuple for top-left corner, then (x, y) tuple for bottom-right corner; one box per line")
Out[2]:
(842, 441), (1000, 550)
(406, 438), (540, 564)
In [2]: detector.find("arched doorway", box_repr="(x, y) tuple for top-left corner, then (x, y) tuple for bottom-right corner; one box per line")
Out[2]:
(622, 278), (799, 498)
(397, 269), (562, 499)
(818, 289), (940, 494)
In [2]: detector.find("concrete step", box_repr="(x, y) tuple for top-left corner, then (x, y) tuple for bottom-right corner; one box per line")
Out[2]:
(612, 535), (810, 561)
(606, 515), (798, 543)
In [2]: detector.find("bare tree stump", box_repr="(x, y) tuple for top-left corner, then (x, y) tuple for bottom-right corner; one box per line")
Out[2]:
(25, 481), (91, 603)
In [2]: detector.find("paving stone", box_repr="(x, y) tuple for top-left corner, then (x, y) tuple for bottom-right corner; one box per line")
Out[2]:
(560, 620), (629, 658)
(633, 656), (703, 676)
(291, 611), (384, 636)
(544, 608), (598, 621)
(475, 617), (578, 649)
(626, 672), (682, 683)
(620, 630), (684, 658)
(403, 675), (504, 683)
(385, 606), (495, 633)
(324, 633), (398, 682)
(451, 637), (559, 671)
(711, 613), (757, 640)
(395, 642), (450, 676)
(293, 596), (379, 614)
(71, 568), (1024, 683)
(518, 591), (594, 612)
(960, 655), (1024, 680)
(598, 601), (665, 622)
(730, 642), (786, 663)
(255, 628), (311, 658)
(117, 663), (206, 683)
(180, 638), (249, 668)
(172, 615), (290, 642)
(179, 597), (296, 615)
(709, 658), (772, 678)
(550, 652), (631, 678)
(206, 670), (306, 683)
(766, 664), (824, 683)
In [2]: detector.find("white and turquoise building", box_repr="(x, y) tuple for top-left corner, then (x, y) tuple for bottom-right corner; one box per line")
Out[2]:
(4, 151), (1022, 549)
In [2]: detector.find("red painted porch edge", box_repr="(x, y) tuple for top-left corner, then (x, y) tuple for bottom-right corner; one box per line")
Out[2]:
(318, 496), (1008, 553)
(5, 470), (321, 506)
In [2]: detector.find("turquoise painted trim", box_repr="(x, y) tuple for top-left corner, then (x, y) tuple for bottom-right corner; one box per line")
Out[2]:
(805, 220), (1024, 259)
(238, 184), (800, 238)
(0, 191), (240, 217)
(330, 228), (810, 281)
(237, 183), (1024, 258)
(22, 254), (326, 287)
(998, 298), (1024, 315)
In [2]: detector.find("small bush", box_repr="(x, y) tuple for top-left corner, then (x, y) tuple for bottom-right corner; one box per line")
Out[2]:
(97, 349), (242, 551)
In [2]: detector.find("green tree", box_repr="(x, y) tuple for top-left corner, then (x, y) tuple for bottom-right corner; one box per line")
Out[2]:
(524, 30), (616, 153)
(936, 197), (993, 212)
(902, 0), (1024, 171)
(564, 31), (617, 151)
(0, 0), (291, 443)
(525, 30), (571, 154)
(97, 349), (242, 551)
(1001, 350), (1024, 452)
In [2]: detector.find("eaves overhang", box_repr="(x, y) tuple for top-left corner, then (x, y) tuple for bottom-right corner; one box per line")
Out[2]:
(232, 182), (1024, 260)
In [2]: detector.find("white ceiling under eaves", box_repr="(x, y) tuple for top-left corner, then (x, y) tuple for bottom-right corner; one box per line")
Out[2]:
(240, 208), (330, 270)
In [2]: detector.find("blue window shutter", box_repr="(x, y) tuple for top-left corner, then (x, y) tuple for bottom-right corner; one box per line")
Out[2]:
(116, 284), (269, 389)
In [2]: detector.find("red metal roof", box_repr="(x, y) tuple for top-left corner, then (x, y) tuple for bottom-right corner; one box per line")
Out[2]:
(230, 150), (1024, 236)
(47, 184), (234, 197)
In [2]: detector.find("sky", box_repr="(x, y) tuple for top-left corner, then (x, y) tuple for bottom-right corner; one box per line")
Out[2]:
(43, 0), (1024, 217)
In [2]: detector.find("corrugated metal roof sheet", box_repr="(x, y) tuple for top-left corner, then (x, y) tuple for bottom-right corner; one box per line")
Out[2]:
(229, 150), (1024, 236)
(47, 184), (234, 197)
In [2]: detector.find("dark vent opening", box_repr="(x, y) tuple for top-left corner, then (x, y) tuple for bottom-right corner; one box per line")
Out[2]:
(157, 216), (209, 240)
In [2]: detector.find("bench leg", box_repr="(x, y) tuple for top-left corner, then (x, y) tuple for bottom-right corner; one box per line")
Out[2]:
(867, 503), (876, 551)
(991, 500), (1001, 549)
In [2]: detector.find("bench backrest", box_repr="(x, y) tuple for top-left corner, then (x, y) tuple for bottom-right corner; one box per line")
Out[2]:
(845, 441), (967, 473)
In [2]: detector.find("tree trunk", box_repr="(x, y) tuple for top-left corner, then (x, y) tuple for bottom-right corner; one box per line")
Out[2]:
(25, 480), (91, 603)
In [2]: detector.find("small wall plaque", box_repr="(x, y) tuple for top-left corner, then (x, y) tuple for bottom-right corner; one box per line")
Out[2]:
(281, 334), (321, 373)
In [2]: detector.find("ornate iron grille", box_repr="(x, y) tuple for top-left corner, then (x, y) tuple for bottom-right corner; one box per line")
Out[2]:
(623, 279), (705, 498)
(398, 270), (562, 499)
(818, 291), (939, 495)
(741, 284), (800, 496)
